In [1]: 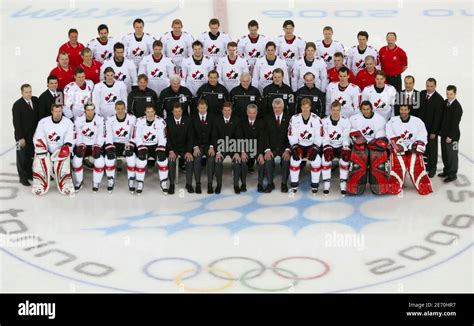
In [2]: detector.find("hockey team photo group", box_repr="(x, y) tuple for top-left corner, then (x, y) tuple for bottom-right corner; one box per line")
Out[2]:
(12, 16), (462, 199)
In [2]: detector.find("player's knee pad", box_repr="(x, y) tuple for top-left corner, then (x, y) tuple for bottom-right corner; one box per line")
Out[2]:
(72, 155), (83, 168)
(94, 156), (105, 169)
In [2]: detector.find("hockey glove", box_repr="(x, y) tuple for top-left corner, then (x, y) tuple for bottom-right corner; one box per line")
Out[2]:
(105, 144), (116, 160)
(137, 146), (148, 161)
(92, 145), (102, 159)
(74, 144), (86, 158)
(290, 144), (302, 161)
(323, 145), (334, 161)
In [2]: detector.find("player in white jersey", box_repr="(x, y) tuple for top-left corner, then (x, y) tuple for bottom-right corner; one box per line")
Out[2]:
(315, 26), (345, 69)
(288, 98), (324, 194)
(346, 31), (380, 77)
(362, 71), (397, 121)
(122, 18), (155, 67)
(71, 103), (105, 192)
(160, 19), (194, 75)
(386, 104), (433, 195)
(133, 104), (168, 194)
(63, 67), (94, 119)
(274, 20), (306, 76)
(32, 104), (74, 196)
(181, 40), (215, 96)
(236, 20), (269, 74)
(92, 67), (127, 119)
(321, 101), (351, 195)
(198, 18), (231, 66)
(349, 103), (386, 143)
(100, 42), (137, 93)
(217, 41), (249, 92)
(291, 42), (328, 92)
(138, 40), (176, 97)
(87, 24), (119, 63)
(325, 67), (361, 119)
(252, 41), (289, 93)
(104, 101), (137, 193)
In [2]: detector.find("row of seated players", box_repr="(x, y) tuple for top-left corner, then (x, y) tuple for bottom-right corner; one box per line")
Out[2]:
(31, 95), (432, 197)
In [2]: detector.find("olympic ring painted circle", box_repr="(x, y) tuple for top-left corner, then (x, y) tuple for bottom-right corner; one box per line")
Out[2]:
(143, 257), (201, 282)
(207, 256), (266, 281)
(271, 256), (330, 280)
(175, 267), (234, 292)
(240, 267), (299, 292)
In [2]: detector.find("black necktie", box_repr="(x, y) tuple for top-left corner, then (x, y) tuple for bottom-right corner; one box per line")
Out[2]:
(27, 100), (32, 109)
(276, 115), (281, 128)
(201, 116), (206, 125)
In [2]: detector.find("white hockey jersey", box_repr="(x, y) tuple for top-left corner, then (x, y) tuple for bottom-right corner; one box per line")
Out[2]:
(325, 82), (361, 119)
(386, 115), (427, 149)
(138, 54), (176, 96)
(362, 84), (397, 122)
(216, 56), (250, 92)
(345, 45), (380, 76)
(122, 32), (155, 67)
(133, 116), (167, 148)
(322, 116), (351, 148)
(87, 37), (119, 63)
(63, 80), (95, 119)
(291, 57), (328, 92)
(288, 113), (324, 147)
(315, 39), (345, 69)
(92, 80), (128, 119)
(349, 112), (387, 143)
(34, 116), (74, 154)
(160, 31), (194, 72)
(251, 56), (289, 93)
(74, 114), (105, 146)
(100, 58), (138, 93)
(198, 31), (231, 65)
(105, 113), (137, 145)
(236, 34), (269, 72)
(275, 35), (306, 73)
(181, 56), (215, 96)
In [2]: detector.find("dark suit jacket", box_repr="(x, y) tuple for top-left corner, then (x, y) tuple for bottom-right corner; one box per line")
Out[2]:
(240, 118), (265, 156)
(165, 115), (193, 154)
(261, 113), (290, 155)
(419, 90), (444, 135)
(190, 113), (215, 150)
(439, 99), (463, 141)
(12, 96), (39, 143)
(212, 115), (242, 154)
(38, 89), (62, 120)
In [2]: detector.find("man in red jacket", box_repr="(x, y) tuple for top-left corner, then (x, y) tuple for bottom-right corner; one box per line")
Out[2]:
(327, 52), (355, 84)
(56, 28), (85, 69)
(50, 52), (74, 91)
(379, 32), (408, 92)
(79, 48), (102, 85)
(354, 55), (379, 91)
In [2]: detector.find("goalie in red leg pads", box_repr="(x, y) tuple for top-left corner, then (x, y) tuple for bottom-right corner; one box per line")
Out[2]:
(386, 104), (433, 195)
(321, 101), (351, 196)
(347, 101), (389, 195)
(32, 104), (75, 196)
(288, 98), (324, 194)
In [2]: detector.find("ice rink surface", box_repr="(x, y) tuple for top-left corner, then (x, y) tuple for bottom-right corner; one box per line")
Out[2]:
(0, 0), (472, 293)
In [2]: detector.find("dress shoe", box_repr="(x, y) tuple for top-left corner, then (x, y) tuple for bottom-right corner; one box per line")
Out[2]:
(20, 179), (31, 187)
(168, 184), (175, 195)
(240, 184), (247, 192)
(195, 183), (202, 194)
(437, 172), (447, 178)
(215, 184), (222, 194)
(234, 186), (241, 194)
(185, 184), (194, 193)
(281, 184), (288, 193)
(257, 184), (265, 193)
(444, 176), (457, 183)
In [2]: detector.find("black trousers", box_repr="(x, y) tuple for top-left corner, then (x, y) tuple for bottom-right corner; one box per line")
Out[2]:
(264, 150), (290, 186)
(214, 152), (241, 187)
(387, 74), (402, 92)
(440, 138), (459, 178)
(16, 141), (34, 181)
(425, 136), (439, 173)
(241, 157), (263, 186)
(168, 152), (193, 186)
(193, 146), (214, 185)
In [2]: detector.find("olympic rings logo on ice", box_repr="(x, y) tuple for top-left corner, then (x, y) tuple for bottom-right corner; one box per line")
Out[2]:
(143, 256), (330, 292)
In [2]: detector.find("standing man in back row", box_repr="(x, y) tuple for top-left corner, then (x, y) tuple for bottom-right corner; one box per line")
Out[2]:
(379, 32), (408, 92)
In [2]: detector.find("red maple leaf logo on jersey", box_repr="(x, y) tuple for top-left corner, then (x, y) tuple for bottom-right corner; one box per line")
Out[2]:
(172, 45), (184, 55)
(226, 69), (238, 79)
(48, 132), (60, 142)
(105, 93), (117, 103)
(144, 131), (156, 142)
(115, 72), (127, 81)
(361, 126), (374, 136)
(82, 127), (95, 137)
(192, 70), (204, 80)
(336, 96), (347, 106)
(321, 52), (332, 63)
(329, 130), (341, 140)
(299, 130), (312, 140)
(132, 47), (144, 57)
(400, 130), (413, 140)
(115, 127), (128, 137)
(101, 50), (111, 60)
(248, 49), (260, 58)
(374, 98), (386, 109)
(151, 68), (163, 78)
(355, 59), (365, 69)
(282, 49), (295, 59)
(208, 44), (220, 54)
(263, 71), (273, 80)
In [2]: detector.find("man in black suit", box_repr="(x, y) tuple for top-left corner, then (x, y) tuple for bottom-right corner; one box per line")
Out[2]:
(240, 103), (265, 192)
(166, 102), (194, 195)
(419, 78), (444, 177)
(396, 75), (420, 117)
(261, 97), (291, 193)
(438, 85), (463, 182)
(38, 75), (62, 120)
(12, 84), (39, 186)
(212, 101), (242, 194)
(190, 99), (216, 194)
